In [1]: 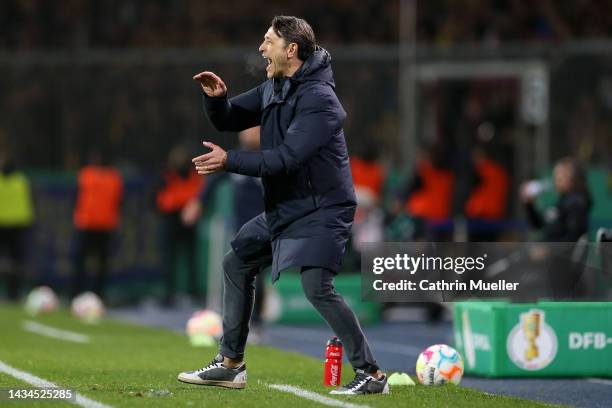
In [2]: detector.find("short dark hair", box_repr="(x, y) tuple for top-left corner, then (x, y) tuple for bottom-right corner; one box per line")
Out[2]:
(271, 15), (316, 62)
(557, 157), (588, 193)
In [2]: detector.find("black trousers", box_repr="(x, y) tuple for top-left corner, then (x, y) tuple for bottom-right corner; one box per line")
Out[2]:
(0, 227), (26, 301)
(73, 230), (112, 300)
(219, 250), (379, 373)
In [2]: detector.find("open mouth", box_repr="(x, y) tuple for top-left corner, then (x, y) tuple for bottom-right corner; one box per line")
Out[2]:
(263, 56), (272, 71)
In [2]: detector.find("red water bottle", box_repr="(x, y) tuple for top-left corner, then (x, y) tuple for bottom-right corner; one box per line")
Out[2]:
(324, 336), (343, 386)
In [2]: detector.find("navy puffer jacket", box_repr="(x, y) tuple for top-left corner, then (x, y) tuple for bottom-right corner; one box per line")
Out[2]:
(204, 47), (356, 237)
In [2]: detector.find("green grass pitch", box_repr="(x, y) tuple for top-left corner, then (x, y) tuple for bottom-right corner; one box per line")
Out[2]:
(0, 305), (560, 407)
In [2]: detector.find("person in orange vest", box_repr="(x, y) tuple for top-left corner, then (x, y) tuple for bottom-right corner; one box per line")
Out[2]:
(351, 148), (385, 208)
(394, 145), (454, 241)
(390, 145), (454, 322)
(157, 145), (204, 307)
(350, 145), (385, 253)
(465, 146), (509, 241)
(73, 149), (123, 301)
(0, 155), (35, 301)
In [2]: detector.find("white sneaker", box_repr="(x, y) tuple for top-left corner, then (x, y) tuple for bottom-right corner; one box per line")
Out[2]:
(177, 354), (247, 389)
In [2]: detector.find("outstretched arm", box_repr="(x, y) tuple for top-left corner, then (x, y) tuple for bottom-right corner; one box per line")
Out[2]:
(224, 92), (341, 177)
(194, 71), (261, 131)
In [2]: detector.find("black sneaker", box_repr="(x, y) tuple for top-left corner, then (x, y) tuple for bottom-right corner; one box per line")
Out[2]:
(329, 369), (389, 395)
(177, 354), (247, 389)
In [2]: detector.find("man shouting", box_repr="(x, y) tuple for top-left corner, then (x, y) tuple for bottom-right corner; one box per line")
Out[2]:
(178, 15), (388, 395)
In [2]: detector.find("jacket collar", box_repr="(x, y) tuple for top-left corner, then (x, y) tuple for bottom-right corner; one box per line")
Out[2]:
(262, 76), (291, 109)
(262, 47), (333, 109)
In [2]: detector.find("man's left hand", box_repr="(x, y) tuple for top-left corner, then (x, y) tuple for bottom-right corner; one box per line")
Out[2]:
(193, 141), (227, 175)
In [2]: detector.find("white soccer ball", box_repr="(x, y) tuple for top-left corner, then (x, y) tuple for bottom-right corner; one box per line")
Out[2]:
(416, 344), (464, 385)
(186, 310), (222, 346)
(71, 292), (105, 324)
(25, 286), (59, 315)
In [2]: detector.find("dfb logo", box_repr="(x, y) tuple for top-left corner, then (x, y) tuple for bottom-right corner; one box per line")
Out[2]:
(569, 332), (609, 350)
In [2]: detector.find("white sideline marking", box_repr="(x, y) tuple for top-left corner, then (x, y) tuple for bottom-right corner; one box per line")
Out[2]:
(0, 360), (112, 408)
(22, 320), (90, 344)
(268, 384), (371, 408)
(587, 378), (612, 386)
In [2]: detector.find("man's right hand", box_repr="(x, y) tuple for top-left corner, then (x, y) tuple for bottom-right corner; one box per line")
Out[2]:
(193, 71), (227, 97)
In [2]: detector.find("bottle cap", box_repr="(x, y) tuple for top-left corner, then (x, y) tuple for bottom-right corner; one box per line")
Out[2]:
(326, 336), (342, 346)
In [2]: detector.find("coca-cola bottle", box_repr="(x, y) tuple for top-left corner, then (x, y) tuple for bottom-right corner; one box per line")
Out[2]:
(324, 336), (343, 386)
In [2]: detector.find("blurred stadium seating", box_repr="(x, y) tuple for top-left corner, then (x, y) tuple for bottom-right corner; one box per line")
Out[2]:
(0, 0), (611, 306)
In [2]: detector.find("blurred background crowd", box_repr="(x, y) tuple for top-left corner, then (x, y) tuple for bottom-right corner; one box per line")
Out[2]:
(3, 0), (612, 49)
(0, 0), (611, 314)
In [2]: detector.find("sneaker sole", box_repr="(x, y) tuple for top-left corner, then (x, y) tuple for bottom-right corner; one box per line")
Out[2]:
(177, 374), (246, 389)
(329, 390), (389, 395)
(329, 382), (390, 395)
